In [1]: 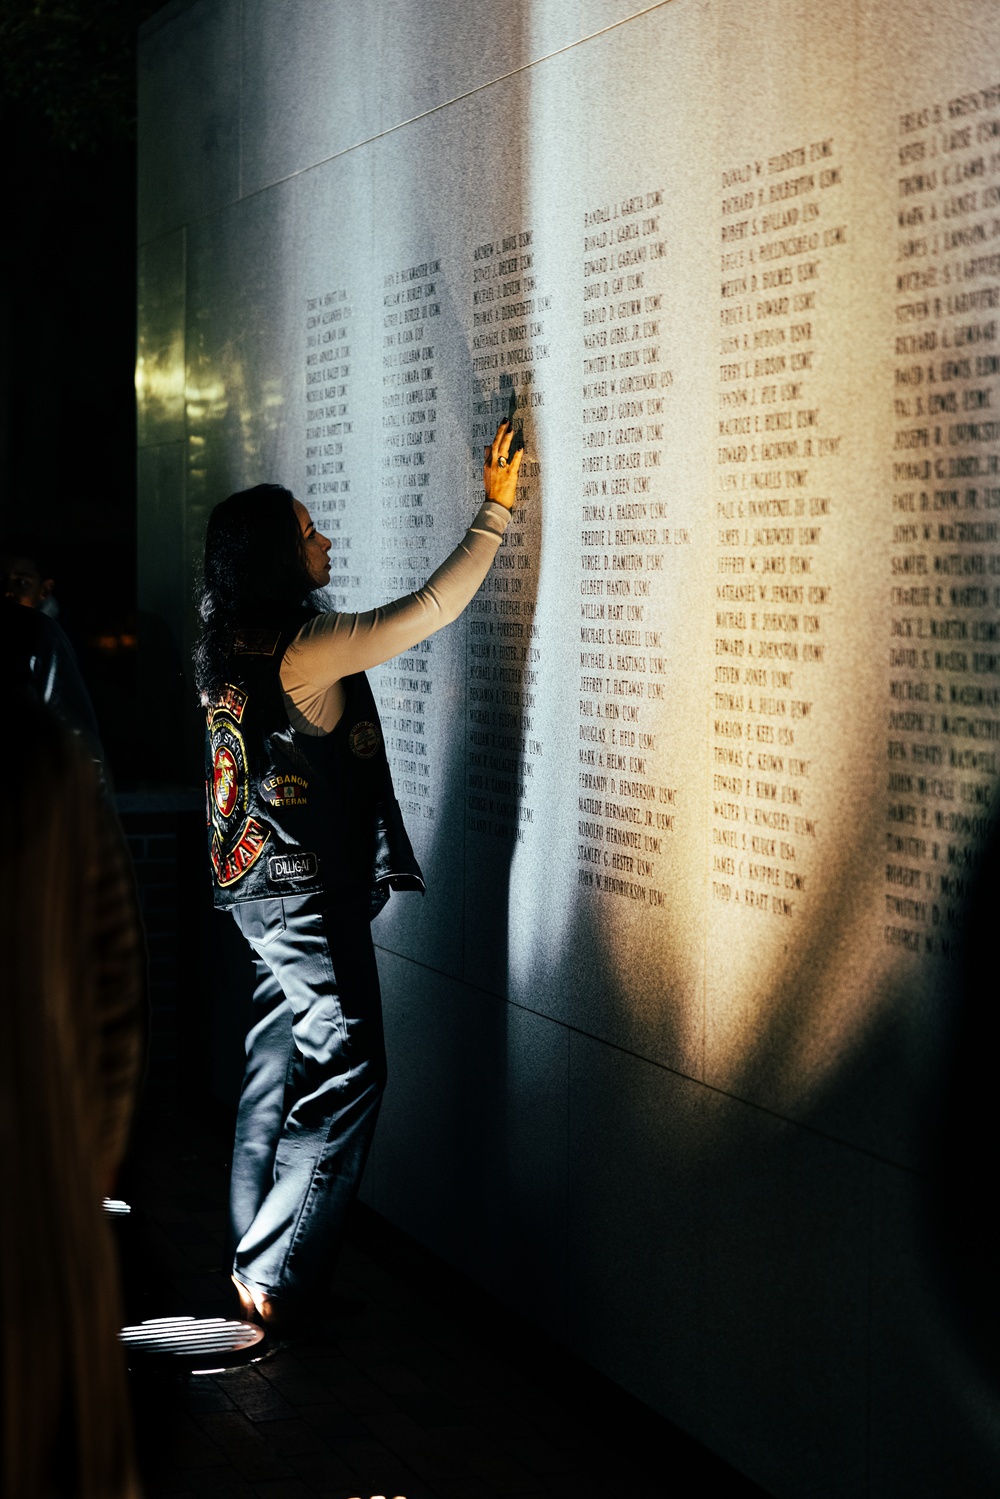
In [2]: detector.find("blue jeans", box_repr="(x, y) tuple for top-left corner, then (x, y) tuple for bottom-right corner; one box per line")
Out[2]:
(228, 891), (385, 1309)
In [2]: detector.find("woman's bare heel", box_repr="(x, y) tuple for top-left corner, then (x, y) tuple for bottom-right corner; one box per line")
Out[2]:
(232, 1273), (262, 1321)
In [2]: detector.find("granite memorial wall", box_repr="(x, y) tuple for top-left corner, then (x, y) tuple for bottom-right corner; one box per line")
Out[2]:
(138, 2), (1000, 1492)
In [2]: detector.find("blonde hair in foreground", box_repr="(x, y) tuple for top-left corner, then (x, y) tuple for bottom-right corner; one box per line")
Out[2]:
(0, 700), (142, 1497)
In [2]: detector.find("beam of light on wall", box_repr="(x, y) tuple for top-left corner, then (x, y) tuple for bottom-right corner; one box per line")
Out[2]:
(135, 341), (185, 421)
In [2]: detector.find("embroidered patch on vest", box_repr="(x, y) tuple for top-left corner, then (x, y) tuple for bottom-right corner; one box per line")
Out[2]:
(210, 720), (249, 821)
(234, 627), (280, 656)
(349, 719), (381, 759)
(208, 714), (269, 886)
(260, 773), (308, 807)
(213, 743), (240, 818)
(212, 816), (270, 886)
(267, 851), (319, 883)
(215, 682), (248, 722)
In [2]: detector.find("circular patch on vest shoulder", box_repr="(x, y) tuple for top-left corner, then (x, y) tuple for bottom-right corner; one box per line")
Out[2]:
(208, 717), (264, 889)
(349, 719), (381, 759)
(209, 719), (249, 830)
(213, 742), (240, 818)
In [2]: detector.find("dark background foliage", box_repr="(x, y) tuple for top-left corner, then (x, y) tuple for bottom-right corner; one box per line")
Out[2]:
(0, 0), (166, 777)
(0, 0), (160, 152)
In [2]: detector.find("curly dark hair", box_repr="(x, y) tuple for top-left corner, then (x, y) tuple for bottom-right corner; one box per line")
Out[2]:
(193, 483), (316, 704)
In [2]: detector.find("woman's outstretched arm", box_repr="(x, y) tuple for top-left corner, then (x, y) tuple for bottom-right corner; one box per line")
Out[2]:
(281, 420), (525, 733)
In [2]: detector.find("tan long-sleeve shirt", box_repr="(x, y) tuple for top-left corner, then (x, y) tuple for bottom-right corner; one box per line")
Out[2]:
(280, 500), (510, 734)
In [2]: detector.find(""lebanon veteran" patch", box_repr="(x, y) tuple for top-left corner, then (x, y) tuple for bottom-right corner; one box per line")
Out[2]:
(260, 773), (308, 807)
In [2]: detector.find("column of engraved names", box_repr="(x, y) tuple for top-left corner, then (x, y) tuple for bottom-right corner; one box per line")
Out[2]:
(466, 227), (549, 842)
(712, 140), (845, 918)
(577, 189), (678, 909)
(887, 82), (1000, 957)
(304, 290), (358, 606)
(379, 259), (442, 822)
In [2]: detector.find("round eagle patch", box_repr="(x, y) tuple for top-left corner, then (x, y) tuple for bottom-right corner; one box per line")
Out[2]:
(209, 720), (249, 830)
(213, 744), (240, 818)
(349, 720), (381, 759)
(208, 708), (266, 888)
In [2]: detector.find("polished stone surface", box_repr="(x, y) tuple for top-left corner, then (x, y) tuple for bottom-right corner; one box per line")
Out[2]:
(138, 0), (240, 242)
(137, 229), (187, 448)
(370, 949), (571, 1341)
(240, 0), (382, 196)
(138, 2), (1000, 1491)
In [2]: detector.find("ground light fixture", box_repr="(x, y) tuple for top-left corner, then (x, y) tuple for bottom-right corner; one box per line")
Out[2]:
(119, 1316), (266, 1373)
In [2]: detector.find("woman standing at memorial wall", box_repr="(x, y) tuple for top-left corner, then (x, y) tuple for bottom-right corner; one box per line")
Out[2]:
(195, 418), (523, 1334)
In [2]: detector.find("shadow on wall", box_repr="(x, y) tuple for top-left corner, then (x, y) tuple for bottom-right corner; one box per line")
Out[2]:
(927, 780), (1000, 1393)
(364, 46), (563, 1331)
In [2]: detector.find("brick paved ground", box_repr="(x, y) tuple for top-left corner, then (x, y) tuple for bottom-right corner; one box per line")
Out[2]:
(118, 1108), (769, 1499)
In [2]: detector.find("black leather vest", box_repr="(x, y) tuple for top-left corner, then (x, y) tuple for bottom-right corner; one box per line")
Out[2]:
(205, 617), (424, 911)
